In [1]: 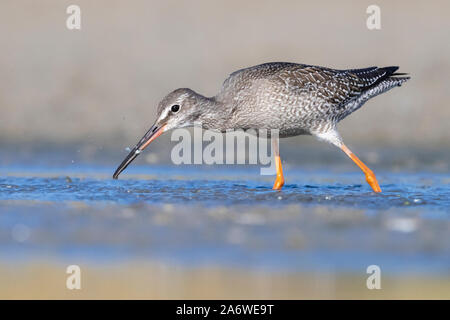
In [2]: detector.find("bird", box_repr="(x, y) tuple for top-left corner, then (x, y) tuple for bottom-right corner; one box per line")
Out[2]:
(113, 62), (409, 192)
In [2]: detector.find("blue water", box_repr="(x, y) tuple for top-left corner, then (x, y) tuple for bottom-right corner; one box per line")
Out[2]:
(0, 164), (449, 275)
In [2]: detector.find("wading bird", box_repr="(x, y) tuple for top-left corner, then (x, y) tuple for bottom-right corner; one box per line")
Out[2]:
(113, 62), (409, 192)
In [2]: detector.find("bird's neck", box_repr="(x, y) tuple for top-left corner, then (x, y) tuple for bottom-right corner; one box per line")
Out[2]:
(193, 93), (230, 130)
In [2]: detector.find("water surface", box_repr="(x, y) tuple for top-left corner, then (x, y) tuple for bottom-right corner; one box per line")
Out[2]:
(1, 164), (449, 275)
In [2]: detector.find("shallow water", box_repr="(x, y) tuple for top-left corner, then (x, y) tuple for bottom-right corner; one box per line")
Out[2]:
(1, 164), (449, 209)
(0, 163), (449, 277)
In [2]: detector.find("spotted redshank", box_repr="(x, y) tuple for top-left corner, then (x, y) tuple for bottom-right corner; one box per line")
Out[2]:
(113, 62), (409, 192)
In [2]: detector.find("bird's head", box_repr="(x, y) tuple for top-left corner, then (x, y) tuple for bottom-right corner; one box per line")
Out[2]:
(154, 88), (204, 131)
(113, 88), (204, 179)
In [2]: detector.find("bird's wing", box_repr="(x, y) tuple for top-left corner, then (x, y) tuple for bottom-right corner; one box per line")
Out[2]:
(271, 65), (401, 110)
(220, 62), (304, 93)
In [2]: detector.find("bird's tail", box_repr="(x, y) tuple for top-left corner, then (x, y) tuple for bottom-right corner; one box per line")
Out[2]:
(337, 66), (410, 121)
(354, 66), (410, 88)
(388, 68), (411, 87)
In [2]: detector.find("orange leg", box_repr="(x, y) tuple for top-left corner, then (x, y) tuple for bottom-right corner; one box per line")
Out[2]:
(272, 138), (284, 190)
(340, 144), (381, 193)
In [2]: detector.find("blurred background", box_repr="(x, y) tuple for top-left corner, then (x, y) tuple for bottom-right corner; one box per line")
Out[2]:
(1, 0), (449, 160)
(0, 0), (449, 299)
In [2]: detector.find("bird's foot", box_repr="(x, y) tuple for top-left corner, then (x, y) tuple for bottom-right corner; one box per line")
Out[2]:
(365, 172), (381, 193)
(272, 175), (285, 190)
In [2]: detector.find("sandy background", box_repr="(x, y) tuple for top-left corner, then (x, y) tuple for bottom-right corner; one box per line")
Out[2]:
(0, 0), (449, 150)
(2, 263), (449, 299)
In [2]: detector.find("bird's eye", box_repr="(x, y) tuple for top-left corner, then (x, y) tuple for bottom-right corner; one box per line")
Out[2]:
(171, 104), (180, 113)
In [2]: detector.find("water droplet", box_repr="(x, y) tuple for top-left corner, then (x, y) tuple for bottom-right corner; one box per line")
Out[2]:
(125, 147), (131, 152)
(135, 150), (141, 154)
(11, 224), (31, 242)
(121, 208), (135, 218)
(413, 198), (422, 204)
(277, 196), (282, 200)
(237, 213), (265, 225)
(226, 227), (246, 245)
(385, 218), (417, 233)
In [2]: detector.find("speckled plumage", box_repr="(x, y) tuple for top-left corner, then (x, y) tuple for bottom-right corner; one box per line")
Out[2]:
(156, 62), (409, 146)
(114, 62), (409, 191)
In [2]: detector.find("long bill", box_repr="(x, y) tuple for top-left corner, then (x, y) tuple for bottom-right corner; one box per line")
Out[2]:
(113, 124), (166, 179)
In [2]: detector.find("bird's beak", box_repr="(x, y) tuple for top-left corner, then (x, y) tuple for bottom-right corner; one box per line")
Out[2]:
(113, 124), (166, 179)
